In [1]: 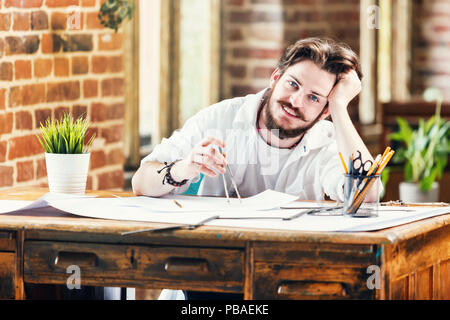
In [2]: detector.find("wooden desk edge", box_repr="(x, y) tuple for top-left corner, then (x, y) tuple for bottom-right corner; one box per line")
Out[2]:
(0, 187), (449, 245)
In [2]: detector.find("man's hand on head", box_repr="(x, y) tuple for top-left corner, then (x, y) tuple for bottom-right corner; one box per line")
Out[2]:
(327, 69), (362, 110)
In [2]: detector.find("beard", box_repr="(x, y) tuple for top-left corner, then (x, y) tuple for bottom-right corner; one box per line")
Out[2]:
(261, 87), (328, 140)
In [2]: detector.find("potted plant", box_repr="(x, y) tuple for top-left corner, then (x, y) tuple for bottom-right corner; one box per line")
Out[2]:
(37, 113), (95, 194)
(98, 0), (135, 33)
(389, 88), (449, 202)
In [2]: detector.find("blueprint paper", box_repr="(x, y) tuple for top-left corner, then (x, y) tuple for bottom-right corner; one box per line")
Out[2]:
(114, 189), (298, 212)
(0, 193), (96, 214)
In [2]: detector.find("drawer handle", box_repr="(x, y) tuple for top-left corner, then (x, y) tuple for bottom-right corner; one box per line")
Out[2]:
(54, 251), (98, 268)
(277, 281), (347, 297)
(0, 231), (13, 239)
(164, 257), (210, 274)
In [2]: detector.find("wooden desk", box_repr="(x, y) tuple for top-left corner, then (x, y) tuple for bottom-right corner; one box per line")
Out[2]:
(0, 188), (449, 300)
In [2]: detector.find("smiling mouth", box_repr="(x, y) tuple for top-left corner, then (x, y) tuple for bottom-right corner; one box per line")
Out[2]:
(280, 103), (302, 119)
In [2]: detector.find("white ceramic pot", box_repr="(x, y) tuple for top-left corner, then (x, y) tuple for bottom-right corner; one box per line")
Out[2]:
(399, 181), (439, 203)
(45, 153), (90, 194)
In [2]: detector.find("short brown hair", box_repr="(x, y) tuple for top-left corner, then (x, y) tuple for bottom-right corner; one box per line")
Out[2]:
(277, 37), (362, 80)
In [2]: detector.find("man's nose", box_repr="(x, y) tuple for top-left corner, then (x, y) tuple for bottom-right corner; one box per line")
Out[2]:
(289, 88), (305, 108)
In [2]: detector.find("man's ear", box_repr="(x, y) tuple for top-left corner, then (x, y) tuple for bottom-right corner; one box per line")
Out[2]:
(269, 68), (281, 88)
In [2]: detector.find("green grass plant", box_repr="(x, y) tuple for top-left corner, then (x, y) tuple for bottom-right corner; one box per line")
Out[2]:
(37, 113), (95, 154)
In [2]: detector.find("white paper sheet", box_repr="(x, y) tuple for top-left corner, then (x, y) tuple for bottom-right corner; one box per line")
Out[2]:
(47, 197), (217, 225)
(1, 191), (449, 232)
(0, 193), (96, 214)
(114, 189), (298, 212)
(206, 206), (450, 232)
(0, 200), (33, 214)
(27, 197), (450, 232)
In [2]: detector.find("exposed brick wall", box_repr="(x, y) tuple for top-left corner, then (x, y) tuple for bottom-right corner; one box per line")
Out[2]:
(0, 0), (125, 190)
(411, 0), (450, 100)
(221, 0), (361, 99)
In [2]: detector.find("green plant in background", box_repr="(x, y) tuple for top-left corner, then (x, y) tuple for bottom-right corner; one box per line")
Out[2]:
(389, 88), (450, 191)
(98, 0), (134, 33)
(380, 166), (390, 199)
(37, 113), (95, 154)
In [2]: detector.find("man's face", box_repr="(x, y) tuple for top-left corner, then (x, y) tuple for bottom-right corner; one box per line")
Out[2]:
(263, 60), (336, 139)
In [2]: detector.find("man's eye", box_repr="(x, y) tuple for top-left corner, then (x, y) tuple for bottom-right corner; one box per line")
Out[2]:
(288, 81), (298, 89)
(310, 95), (319, 103)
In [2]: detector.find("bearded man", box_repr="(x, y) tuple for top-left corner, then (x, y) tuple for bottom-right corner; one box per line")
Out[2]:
(133, 37), (379, 203)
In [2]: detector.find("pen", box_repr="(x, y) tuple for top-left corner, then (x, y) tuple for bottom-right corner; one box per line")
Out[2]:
(280, 206), (341, 209)
(282, 206), (343, 220)
(282, 210), (309, 221)
(173, 200), (183, 208)
(121, 215), (220, 235)
(186, 215), (220, 229)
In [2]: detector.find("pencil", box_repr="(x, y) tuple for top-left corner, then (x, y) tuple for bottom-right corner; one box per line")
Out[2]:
(368, 154), (382, 176)
(381, 146), (391, 160)
(339, 152), (348, 174)
(173, 200), (183, 208)
(377, 147), (391, 171)
(375, 150), (395, 175)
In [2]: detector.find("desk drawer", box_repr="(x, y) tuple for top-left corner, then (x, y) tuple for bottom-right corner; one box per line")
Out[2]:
(0, 252), (15, 299)
(0, 231), (16, 299)
(0, 231), (15, 251)
(24, 241), (244, 293)
(253, 262), (374, 299)
(251, 243), (377, 299)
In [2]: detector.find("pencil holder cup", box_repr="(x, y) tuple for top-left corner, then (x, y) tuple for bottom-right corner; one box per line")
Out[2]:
(342, 174), (380, 218)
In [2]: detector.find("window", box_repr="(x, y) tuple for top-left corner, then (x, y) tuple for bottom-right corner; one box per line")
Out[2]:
(132, 0), (220, 165)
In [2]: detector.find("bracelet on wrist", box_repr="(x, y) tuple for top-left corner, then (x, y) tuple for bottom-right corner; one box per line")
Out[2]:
(157, 160), (189, 187)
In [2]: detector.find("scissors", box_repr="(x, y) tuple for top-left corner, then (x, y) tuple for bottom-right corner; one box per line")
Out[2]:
(218, 146), (242, 204)
(351, 151), (373, 177)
